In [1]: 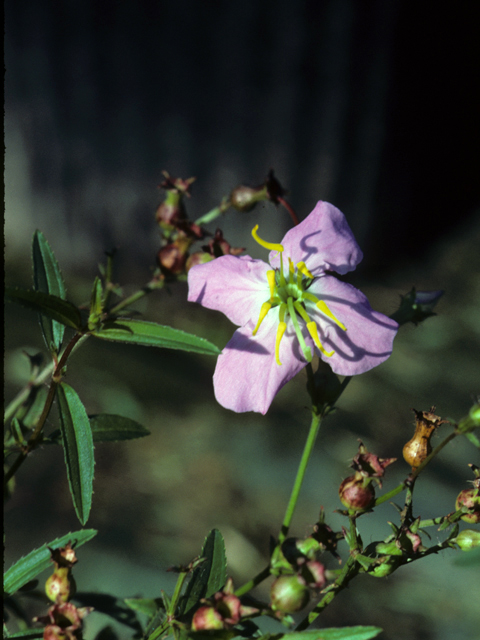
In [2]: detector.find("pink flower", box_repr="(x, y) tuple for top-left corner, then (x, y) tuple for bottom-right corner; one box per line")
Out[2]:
(188, 201), (398, 414)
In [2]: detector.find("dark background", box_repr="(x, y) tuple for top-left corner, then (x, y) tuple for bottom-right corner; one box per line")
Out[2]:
(4, 2), (480, 639)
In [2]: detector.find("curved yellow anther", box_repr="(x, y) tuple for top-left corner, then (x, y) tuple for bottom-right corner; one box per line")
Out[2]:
(266, 270), (276, 300)
(307, 321), (334, 357)
(275, 321), (287, 365)
(315, 299), (347, 331)
(251, 225), (284, 253)
(296, 261), (314, 279)
(252, 301), (272, 335)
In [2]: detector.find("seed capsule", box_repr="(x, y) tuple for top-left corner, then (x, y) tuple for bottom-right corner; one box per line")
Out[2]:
(402, 408), (447, 469)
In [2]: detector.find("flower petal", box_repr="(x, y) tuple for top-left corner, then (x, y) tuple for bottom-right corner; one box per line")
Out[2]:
(269, 201), (363, 276)
(188, 255), (270, 326)
(307, 275), (398, 375)
(213, 315), (308, 414)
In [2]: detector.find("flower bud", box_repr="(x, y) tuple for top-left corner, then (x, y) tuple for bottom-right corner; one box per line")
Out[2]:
(270, 575), (310, 613)
(301, 561), (326, 589)
(191, 605), (224, 631)
(454, 529), (480, 551)
(350, 441), (396, 487)
(455, 489), (480, 524)
(368, 556), (402, 578)
(457, 403), (480, 433)
(402, 408), (447, 469)
(157, 236), (193, 276)
(185, 251), (214, 271)
(390, 287), (444, 326)
(155, 171), (195, 229)
(34, 602), (92, 640)
(455, 464), (480, 523)
(339, 474), (375, 511)
(230, 185), (268, 212)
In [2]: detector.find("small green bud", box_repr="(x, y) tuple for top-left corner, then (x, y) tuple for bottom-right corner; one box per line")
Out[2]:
(270, 575), (310, 613)
(368, 556), (402, 578)
(457, 403), (480, 433)
(375, 541), (402, 556)
(454, 529), (480, 551)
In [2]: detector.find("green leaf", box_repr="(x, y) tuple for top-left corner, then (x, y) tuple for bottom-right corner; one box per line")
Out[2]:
(5, 288), (82, 330)
(47, 414), (150, 444)
(258, 628), (383, 640)
(88, 276), (104, 331)
(180, 529), (227, 615)
(124, 598), (162, 617)
(32, 230), (67, 353)
(92, 319), (221, 356)
(57, 383), (95, 525)
(3, 529), (97, 596)
(3, 629), (44, 639)
(89, 414), (150, 442)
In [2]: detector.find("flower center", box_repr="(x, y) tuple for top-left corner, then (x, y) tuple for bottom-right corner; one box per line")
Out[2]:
(251, 225), (346, 365)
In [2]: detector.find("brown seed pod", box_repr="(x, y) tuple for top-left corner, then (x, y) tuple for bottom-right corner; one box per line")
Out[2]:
(402, 407), (447, 469)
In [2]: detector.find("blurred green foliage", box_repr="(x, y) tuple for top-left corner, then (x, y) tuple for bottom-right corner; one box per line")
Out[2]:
(4, 215), (480, 640)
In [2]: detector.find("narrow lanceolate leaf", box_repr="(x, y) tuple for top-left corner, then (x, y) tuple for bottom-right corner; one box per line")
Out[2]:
(32, 230), (67, 353)
(92, 319), (221, 356)
(57, 383), (95, 525)
(5, 288), (82, 330)
(181, 529), (227, 615)
(258, 628), (383, 640)
(89, 414), (150, 442)
(3, 628), (44, 639)
(4, 529), (97, 596)
(47, 414), (150, 444)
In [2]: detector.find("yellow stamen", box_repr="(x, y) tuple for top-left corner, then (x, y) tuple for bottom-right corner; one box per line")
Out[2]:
(252, 301), (272, 335)
(296, 261), (314, 279)
(315, 299), (347, 331)
(306, 321), (334, 357)
(275, 321), (287, 365)
(266, 270), (276, 300)
(251, 225), (284, 253)
(288, 258), (295, 275)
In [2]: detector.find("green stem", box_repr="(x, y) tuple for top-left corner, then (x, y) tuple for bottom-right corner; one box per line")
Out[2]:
(234, 565), (271, 597)
(194, 198), (231, 225)
(109, 279), (165, 315)
(4, 332), (87, 487)
(4, 334), (89, 424)
(373, 482), (406, 507)
(296, 556), (359, 630)
(410, 430), (458, 479)
(278, 408), (322, 544)
(374, 428), (460, 509)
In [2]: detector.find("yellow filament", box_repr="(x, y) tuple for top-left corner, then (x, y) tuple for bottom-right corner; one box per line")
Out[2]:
(315, 299), (347, 331)
(275, 321), (287, 365)
(266, 270), (276, 300)
(306, 321), (334, 357)
(296, 261), (314, 279)
(251, 225), (284, 253)
(252, 301), (272, 335)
